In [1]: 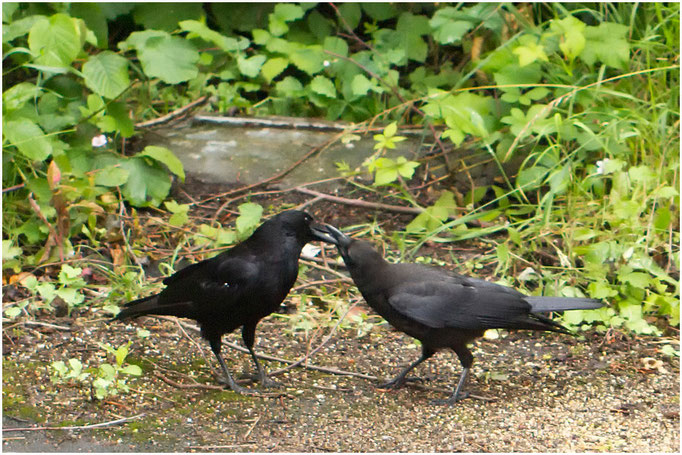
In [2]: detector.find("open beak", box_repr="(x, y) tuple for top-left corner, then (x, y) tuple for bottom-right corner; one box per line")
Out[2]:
(322, 224), (352, 249)
(310, 222), (338, 245)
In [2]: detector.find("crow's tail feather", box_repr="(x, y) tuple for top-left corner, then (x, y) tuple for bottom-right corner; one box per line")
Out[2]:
(110, 294), (192, 322)
(526, 296), (602, 313)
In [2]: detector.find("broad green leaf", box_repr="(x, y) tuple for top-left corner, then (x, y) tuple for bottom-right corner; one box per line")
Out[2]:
(94, 165), (129, 187)
(179, 20), (243, 52)
(120, 156), (172, 207)
(323, 36), (348, 58)
(550, 16), (586, 60)
(82, 51), (130, 99)
(273, 3), (304, 22)
(3, 15), (42, 44)
(276, 76), (304, 96)
(362, 3), (398, 21)
(290, 46), (325, 75)
(581, 22), (629, 69)
(237, 54), (266, 78)
(120, 364), (143, 376)
(3, 82), (41, 113)
(309, 75), (336, 98)
(2, 240), (22, 261)
(618, 270), (652, 289)
(261, 57), (289, 82)
(351, 74), (374, 96)
(236, 203), (263, 235)
(3, 118), (53, 161)
(56, 287), (85, 306)
(513, 41), (549, 67)
(337, 3), (361, 30)
(125, 31), (199, 84)
(138, 145), (185, 181)
(430, 7), (473, 44)
(103, 101), (134, 138)
(28, 14), (86, 68)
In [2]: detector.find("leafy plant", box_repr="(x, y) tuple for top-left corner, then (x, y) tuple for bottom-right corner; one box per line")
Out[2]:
(92, 342), (143, 400)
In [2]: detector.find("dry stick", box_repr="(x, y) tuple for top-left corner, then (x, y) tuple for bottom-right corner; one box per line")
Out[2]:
(4, 414), (146, 432)
(21, 320), (72, 331)
(295, 187), (424, 215)
(135, 95), (209, 128)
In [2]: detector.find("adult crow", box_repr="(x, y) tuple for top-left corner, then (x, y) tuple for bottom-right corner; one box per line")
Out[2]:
(324, 225), (602, 405)
(112, 210), (335, 394)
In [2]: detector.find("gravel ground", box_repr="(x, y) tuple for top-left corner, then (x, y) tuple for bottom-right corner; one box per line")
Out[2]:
(2, 314), (679, 452)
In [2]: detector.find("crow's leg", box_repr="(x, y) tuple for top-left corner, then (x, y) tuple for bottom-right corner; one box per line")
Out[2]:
(242, 323), (280, 388)
(379, 345), (436, 390)
(432, 344), (473, 405)
(209, 338), (253, 394)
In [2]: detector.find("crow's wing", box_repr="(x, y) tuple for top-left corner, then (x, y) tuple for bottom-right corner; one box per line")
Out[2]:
(157, 254), (261, 307)
(387, 280), (532, 330)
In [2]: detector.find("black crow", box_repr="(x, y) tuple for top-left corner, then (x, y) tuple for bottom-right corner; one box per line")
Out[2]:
(112, 210), (335, 393)
(324, 225), (602, 404)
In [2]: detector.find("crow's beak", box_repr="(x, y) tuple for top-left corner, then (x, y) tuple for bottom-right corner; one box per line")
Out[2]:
(323, 224), (352, 249)
(310, 222), (338, 245)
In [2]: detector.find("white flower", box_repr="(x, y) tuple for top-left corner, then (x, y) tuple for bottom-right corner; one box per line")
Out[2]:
(323, 60), (330, 67)
(595, 159), (604, 174)
(92, 134), (108, 147)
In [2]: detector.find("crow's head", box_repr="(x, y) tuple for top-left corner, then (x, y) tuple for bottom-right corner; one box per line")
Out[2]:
(324, 224), (385, 271)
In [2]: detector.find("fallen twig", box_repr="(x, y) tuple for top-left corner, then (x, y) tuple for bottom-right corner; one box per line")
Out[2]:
(20, 320), (72, 331)
(295, 186), (424, 215)
(4, 414), (145, 432)
(136, 96), (209, 128)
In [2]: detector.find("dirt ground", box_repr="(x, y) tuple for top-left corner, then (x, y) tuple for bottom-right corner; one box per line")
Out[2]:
(3, 179), (680, 452)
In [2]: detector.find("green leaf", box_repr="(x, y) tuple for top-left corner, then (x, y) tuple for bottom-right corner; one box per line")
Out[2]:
(3, 14), (42, 43)
(124, 31), (200, 84)
(261, 57), (289, 82)
(618, 270), (652, 289)
(3, 118), (53, 161)
(114, 343), (129, 366)
(236, 203), (263, 236)
(82, 51), (130, 99)
(58, 264), (84, 286)
(103, 101), (134, 138)
(362, 3), (398, 21)
(581, 22), (630, 69)
(323, 36), (348, 58)
(99, 363), (116, 380)
(56, 287), (85, 306)
(273, 3), (304, 22)
(138, 145), (185, 182)
(429, 7), (473, 44)
(513, 41), (549, 67)
(275, 76), (304, 96)
(337, 3), (361, 30)
(350, 74), (374, 96)
(2, 240), (22, 262)
(290, 46), (325, 75)
(179, 20), (243, 53)
(237, 54), (266, 78)
(588, 281), (618, 299)
(120, 156), (172, 207)
(120, 364), (143, 376)
(309, 75), (336, 98)
(165, 200), (190, 227)
(3, 82), (41, 113)
(28, 14), (86, 68)
(4, 306), (22, 319)
(550, 16), (586, 60)
(95, 165), (130, 187)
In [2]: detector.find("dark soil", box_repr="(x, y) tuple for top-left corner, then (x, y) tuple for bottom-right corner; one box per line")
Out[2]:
(3, 178), (680, 452)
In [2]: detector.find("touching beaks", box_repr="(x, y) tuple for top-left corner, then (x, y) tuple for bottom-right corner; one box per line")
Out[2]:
(310, 223), (338, 245)
(322, 224), (352, 248)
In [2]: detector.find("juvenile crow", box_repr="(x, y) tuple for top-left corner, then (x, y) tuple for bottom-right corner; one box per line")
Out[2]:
(113, 210), (335, 393)
(324, 225), (602, 405)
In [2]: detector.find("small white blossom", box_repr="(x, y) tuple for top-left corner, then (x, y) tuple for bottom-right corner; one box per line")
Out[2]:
(323, 60), (331, 67)
(595, 159), (605, 174)
(92, 134), (108, 147)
